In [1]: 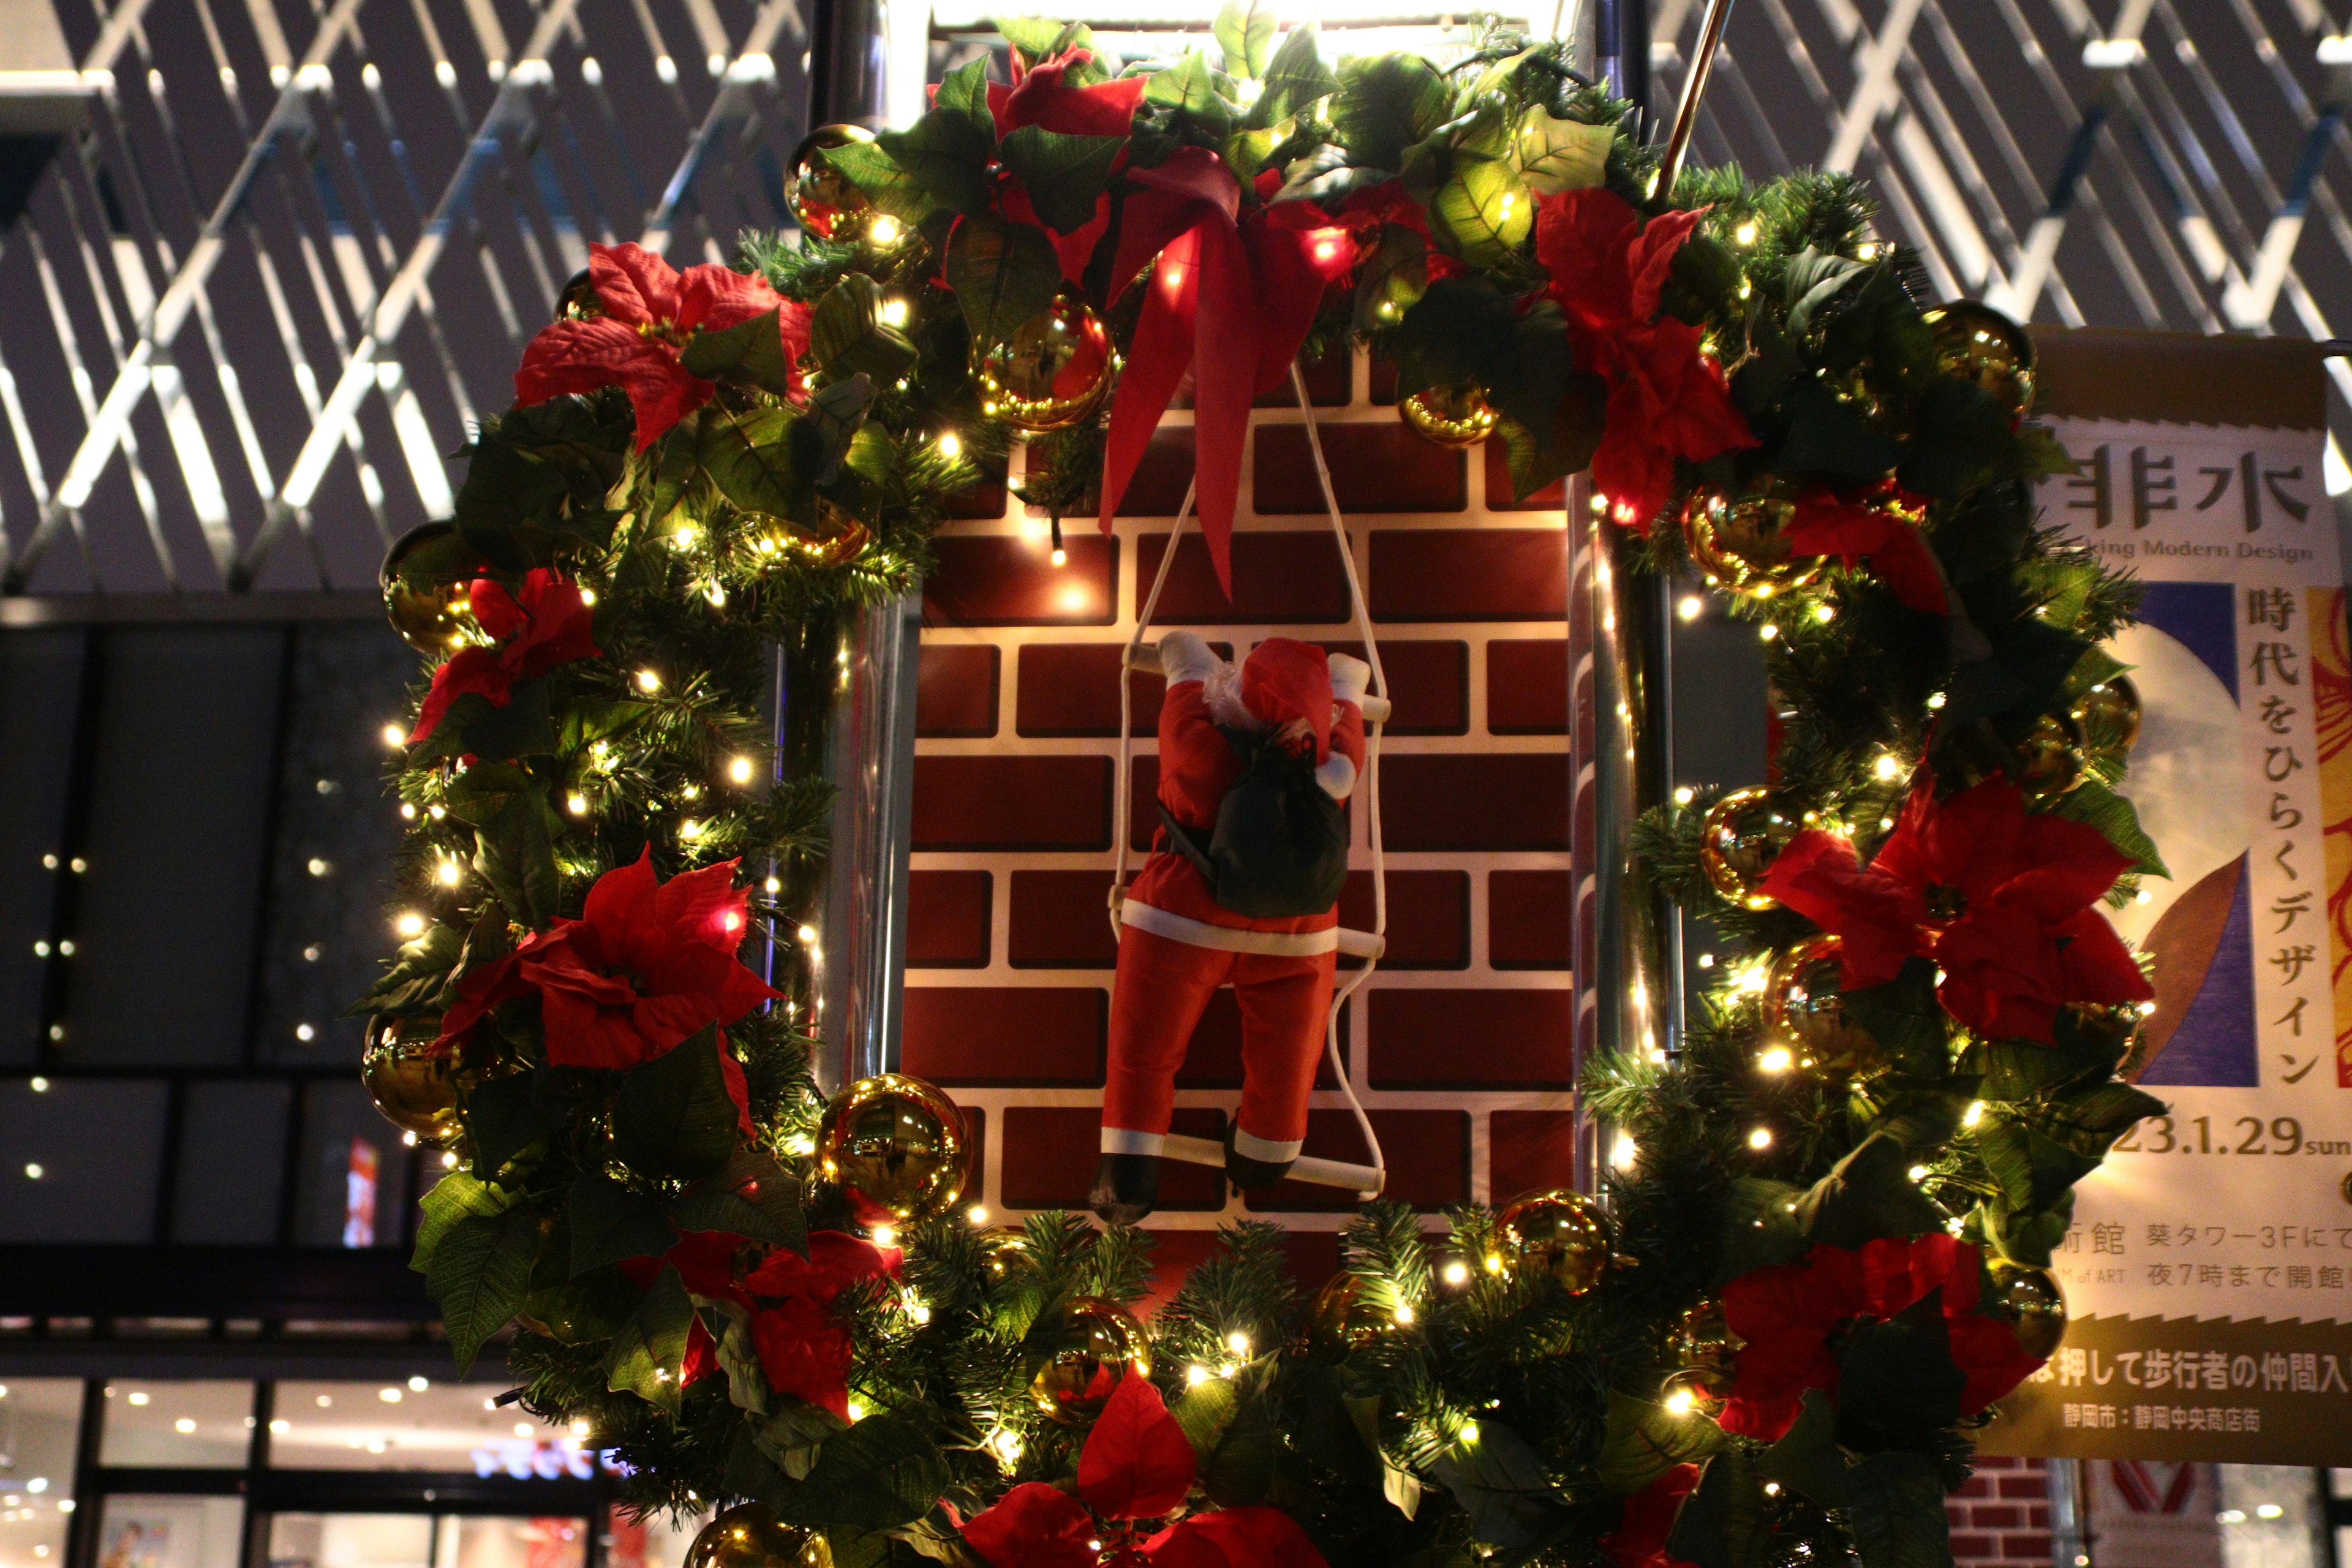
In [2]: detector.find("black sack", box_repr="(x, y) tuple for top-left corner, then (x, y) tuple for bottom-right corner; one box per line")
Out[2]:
(1159, 726), (1348, 918)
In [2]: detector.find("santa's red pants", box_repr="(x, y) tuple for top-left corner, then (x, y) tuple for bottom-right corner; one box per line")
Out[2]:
(1102, 924), (1334, 1163)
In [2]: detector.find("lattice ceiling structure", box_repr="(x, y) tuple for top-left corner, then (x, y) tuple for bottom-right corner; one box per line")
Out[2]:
(0, 0), (2343, 601)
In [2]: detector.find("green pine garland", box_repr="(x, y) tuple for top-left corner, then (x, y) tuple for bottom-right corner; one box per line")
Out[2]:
(358, 10), (2169, 1566)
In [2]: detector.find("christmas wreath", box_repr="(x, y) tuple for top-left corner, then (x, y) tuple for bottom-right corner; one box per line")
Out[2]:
(357, 10), (2164, 1567)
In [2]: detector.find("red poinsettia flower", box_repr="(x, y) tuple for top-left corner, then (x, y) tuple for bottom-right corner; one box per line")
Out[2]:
(1781, 484), (1949, 616)
(744, 1231), (903, 1419)
(514, 243), (812, 451)
(408, 570), (601, 745)
(962, 1376), (1324, 1568)
(988, 48), (1147, 138)
(434, 850), (780, 1115)
(1758, 777), (2152, 1041)
(1535, 188), (1756, 533)
(1719, 1232), (2044, 1441)
(1598, 1464), (1701, 1568)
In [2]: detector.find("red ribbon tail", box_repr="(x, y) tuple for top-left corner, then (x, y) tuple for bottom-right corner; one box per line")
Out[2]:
(1098, 233), (1201, 535)
(1189, 221), (1258, 598)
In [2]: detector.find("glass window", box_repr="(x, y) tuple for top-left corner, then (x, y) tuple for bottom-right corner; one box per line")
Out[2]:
(264, 1514), (433, 1568)
(434, 1518), (586, 1568)
(292, 1084), (412, 1249)
(605, 1507), (707, 1568)
(267, 1383), (584, 1474)
(97, 1382), (254, 1468)
(169, 1079), (292, 1244)
(94, 1496), (244, 1568)
(0, 1378), (82, 1568)
(0, 1077), (168, 1243)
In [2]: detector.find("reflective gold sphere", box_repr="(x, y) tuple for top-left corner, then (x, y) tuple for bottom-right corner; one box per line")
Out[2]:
(380, 521), (480, 657)
(2071, 675), (2142, 755)
(788, 125), (876, 241)
(1494, 1189), (1610, 1295)
(977, 295), (1115, 434)
(361, 1015), (464, 1145)
(1028, 1295), (1149, 1425)
(1924, 301), (2036, 420)
(815, 1072), (970, 1226)
(1683, 489), (1821, 601)
(2013, 711), (2087, 798)
(1670, 1297), (1744, 1395)
(1399, 382), (1498, 448)
(1985, 1261), (2067, 1360)
(1765, 934), (1879, 1074)
(1698, 787), (1800, 911)
(1305, 1273), (1386, 1357)
(683, 1504), (832, 1568)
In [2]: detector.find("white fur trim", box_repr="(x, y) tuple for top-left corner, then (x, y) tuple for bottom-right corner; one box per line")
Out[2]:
(1202, 660), (1257, 729)
(1122, 901), (1340, 955)
(1316, 752), (1357, 799)
(1157, 630), (1223, 687)
(1231, 1128), (1303, 1164)
(1101, 1127), (1166, 1156)
(1327, 652), (1371, 706)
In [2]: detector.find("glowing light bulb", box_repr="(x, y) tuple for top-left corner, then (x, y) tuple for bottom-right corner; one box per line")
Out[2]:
(1812, 603), (1835, 624)
(1908, 1166), (1930, 1182)
(1442, 1260), (1470, 1285)
(1186, 1364), (1209, 1386)
(380, 723), (406, 747)
(729, 756), (755, 784)
(1734, 220), (1758, 245)
(797, 924), (819, 943)
(394, 912), (426, 938)
(1963, 1100), (1986, 1127)
(399, 802), (417, 820)
(1664, 1387), (1698, 1416)
(1610, 1133), (1638, 1169)
(578, 587), (596, 606)
(437, 859), (462, 886)
(1677, 594), (1703, 621)
(679, 819), (701, 839)
(764, 876), (782, 894)
(1392, 1302), (1416, 1327)
(1225, 1330), (1251, 1355)
(937, 432), (961, 458)
(869, 216), (902, 246)
(1747, 1127), (1773, 1150)
(1926, 692), (1947, 710)
(1673, 785), (1695, 805)
(871, 1225), (897, 1248)
(1760, 624), (1779, 641)
(567, 793), (589, 816)
(968, 1205), (989, 1224)
(1050, 548), (1067, 567)
(845, 1400), (865, 1421)
(1874, 754), (1902, 782)
(878, 298), (909, 328)
(636, 669), (662, 692)
(1458, 1420), (1479, 1444)
(1757, 1046), (1793, 1073)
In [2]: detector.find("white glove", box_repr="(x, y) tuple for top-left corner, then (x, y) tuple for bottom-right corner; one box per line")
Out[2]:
(1327, 651), (1372, 707)
(1158, 630), (1224, 686)
(1315, 752), (1358, 799)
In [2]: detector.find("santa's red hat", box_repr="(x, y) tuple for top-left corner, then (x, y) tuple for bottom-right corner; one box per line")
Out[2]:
(1241, 638), (1334, 762)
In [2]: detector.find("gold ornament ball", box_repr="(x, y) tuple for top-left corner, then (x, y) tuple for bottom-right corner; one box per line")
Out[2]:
(1683, 489), (1822, 601)
(380, 521), (480, 656)
(816, 1072), (971, 1227)
(1029, 1295), (1150, 1425)
(684, 1504), (833, 1568)
(2071, 675), (2142, 755)
(977, 295), (1115, 434)
(1670, 1297), (1744, 1395)
(788, 125), (876, 241)
(554, 267), (601, 321)
(1305, 1273), (1385, 1357)
(2013, 711), (2087, 798)
(1924, 301), (2037, 420)
(1985, 1261), (2067, 1360)
(1765, 935), (1879, 1074)
(1495, 1189), (1610, 1296)
(361, 1015), (464, 1145)
(1399, 382), (1498, 448)
(1699, 787), (1800, 911)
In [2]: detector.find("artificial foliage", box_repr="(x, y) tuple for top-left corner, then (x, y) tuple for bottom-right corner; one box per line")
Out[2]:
(357, 9), (2171, 1567)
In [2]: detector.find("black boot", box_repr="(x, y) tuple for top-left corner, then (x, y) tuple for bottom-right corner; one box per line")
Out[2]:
(1223, 1125), (1297, 1191)
(1090, 1153), (1161, 1224)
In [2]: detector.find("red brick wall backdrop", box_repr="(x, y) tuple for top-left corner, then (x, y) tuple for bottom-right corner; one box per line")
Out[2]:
(908, 353), (1576, 1267)
(1948, 1457), (2055, 1567)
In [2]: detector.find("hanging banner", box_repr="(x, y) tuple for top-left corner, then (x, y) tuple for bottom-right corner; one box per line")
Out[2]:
(1980, 328), (2352, 1463)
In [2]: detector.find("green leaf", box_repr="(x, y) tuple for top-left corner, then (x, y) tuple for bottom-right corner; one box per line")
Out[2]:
(463, 1071), (565, 1181)
(1835, 1299), (1965, 1450)
(1845, 1449), (1956, 1568)
(945, 212), (1065, 350)
(998, 126), (1125, 235)
(1515, 107), (1611, 195)
(1598, 1392), (1724, 1493)
(1420, 108), (1533, 268)
(681, 308), (799, 399)
(1250, 23), (1336, 126)
(1351, 223), (1428, 332)
(570, 1172), (679, 1276)
(1755, 1391), (1850, 1511)
(1214, 0), (1276, 77)
(472, 787), (560, 930)
(1841, 959), (1952, 1080)
(696, 404), (804, 522)
(350, 922), (464, 1016)
(412, 1169), (511, 1273)
(1170, 1373), (1246, 1461)
(609, 1027), (744, 1180)
(1901, 377), (2036, 500)
(1716, 1177), (1809, 1281)
(1198, 1374), (1278, 1507)
(806, 275), (920, 385)
(1667, 1449), (1773, 1568)
(780, 1409), (951, 1532)
(2048, 778), (2168, 880)
(2049, 1082), (2166, 1154)
(1794, 1131), (1945, 1248)
(1143, 53), (1234, 142)
(753, 1398), (847, 1482)
(1782, 247), (1869, 339)
(669, 1147), (808, 1253)
(606, 1264), (695, 1412)
(427, 1203), (538, 1374)
(876, 64), (994, 216)
(818, 141), (933, 224)
(1427, 1421), (1570, 1551)
(1331, 55), (1451, 170)
(993, 17), (1093, 70)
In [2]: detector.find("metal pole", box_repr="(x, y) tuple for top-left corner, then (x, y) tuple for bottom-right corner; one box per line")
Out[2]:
(1654, 0), (1739, 199)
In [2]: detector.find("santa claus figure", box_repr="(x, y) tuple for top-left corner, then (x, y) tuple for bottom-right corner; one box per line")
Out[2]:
(1093, 632), (1371, 1223)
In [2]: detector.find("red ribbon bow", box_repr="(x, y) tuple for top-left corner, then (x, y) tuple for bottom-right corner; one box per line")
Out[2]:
(1095, 151), (1354, 597)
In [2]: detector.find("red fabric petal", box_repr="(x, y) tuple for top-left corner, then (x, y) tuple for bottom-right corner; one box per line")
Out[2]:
(1599, 1464), (1702, 1568)
(962, 1485), (1099, 1568)
(993, 51), (1147, 138)
(589, 242), (683, 327)
(1591, 401), (1676, 535)
(513, 317), (710, 451)
(750, 1294), (853, 1418)
(583, 847), (664, 971)
(431, 949), (527, 1051)
(1147, 1509), (1328, 1568)
(1625, 206), (1707, 322)
(1078, 1373), (1198, 1520)
(1535, 187), (1641, 327)
(676, 262), (786, 335)
(408, 646), (514, 745)
(1756, 830), (1928, 986)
